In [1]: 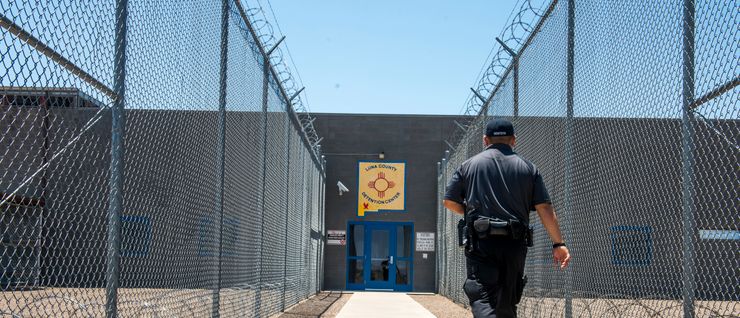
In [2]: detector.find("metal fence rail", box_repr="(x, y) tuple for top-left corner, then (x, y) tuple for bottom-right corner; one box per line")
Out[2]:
(0, 0), (325, 317)
(437, 0), (738, 317)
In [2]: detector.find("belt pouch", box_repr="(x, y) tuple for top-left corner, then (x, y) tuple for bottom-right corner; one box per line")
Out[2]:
(509, 219), (524, 240)
(473, 219), (490, 239)
(457, 219), (467, 247)
(489, 219), (509, 228)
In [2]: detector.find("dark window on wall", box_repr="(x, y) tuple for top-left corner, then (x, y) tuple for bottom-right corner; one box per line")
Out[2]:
(223, 218), (238, 257)
(1, 198), (42, 289)
(610, 225), (652, 266)
(199, 217), (216, 257)
(121, 215), (152, 257)
(199, 217), (238, 257)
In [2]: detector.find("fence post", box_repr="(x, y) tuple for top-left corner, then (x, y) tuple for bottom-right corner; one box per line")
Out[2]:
(320, 157), (327, 291)
(564, 0), (575, 316)
(105, 0), (128, 316)
(441, 155), (448, 297)
(513, 63), (519, 118)
(435, 161), (441, 294)
(213, 0), (230, 316)
(281, 121), (292, 311)
(322, 166), (326, 290)
(254, 55), (270, 318)
(305, 165), (315, 296)
(681, 0), (696, 316)
(303, 155), (310, 297)
(313, 172), (322, 294)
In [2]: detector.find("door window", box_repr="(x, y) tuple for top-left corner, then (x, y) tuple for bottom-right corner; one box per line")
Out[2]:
(369, 229), (390, 282)
(396, 225), (412, 258)
(348, 224), (364, 256)
(348, 259), (364, 284)
(394, 224), (413, 289)
(395, 260), (410, 285)
(347, 224), (365, 285)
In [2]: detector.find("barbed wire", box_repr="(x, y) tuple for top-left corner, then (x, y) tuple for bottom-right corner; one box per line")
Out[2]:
(445, 0), (550, 155)
(241, 0), (323, 157)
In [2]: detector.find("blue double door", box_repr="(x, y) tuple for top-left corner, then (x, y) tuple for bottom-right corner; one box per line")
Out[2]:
(346, 221), (413, 291)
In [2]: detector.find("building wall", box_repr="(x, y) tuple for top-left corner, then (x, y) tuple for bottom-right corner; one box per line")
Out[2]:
(449, 116), (739, 300)
(5, 104), (734, 298)
(313, 113), (462, 292)
(1, 106), (324, 292)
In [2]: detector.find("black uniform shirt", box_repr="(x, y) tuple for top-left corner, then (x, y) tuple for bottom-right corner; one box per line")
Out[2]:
(444, 143), (550, 225)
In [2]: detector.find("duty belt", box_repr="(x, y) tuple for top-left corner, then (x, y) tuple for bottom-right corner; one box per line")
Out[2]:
(473, 218), (513, 238)
(470, 217), (533, 247)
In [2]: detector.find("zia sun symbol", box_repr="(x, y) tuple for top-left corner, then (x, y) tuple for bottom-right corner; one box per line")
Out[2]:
(368, 172), (395, 198)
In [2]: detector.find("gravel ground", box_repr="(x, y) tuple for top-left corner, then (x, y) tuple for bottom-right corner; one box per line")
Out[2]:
(320, 292), (353, 317)
(275, 291), (352, 318)
(409, 294), (473, 318)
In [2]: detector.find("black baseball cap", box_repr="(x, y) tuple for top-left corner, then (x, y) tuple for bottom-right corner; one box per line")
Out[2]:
(485, 119), (514, 137)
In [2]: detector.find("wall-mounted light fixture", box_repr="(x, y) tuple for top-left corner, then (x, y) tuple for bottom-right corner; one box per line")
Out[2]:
(379, 152), (385, 159)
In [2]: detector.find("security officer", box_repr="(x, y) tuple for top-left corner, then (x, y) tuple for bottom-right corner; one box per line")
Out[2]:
(443, 119), (571, 318)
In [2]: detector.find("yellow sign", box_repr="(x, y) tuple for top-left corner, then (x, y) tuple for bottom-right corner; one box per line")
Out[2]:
(357, 161), (406, 216)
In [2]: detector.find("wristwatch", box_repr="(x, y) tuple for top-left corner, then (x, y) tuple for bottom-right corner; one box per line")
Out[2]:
(552, 242), (566, 248)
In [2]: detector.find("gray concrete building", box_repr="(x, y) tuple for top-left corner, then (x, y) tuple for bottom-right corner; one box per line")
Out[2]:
(315, 113), (738, 300)
(313, 113), (462, 292)
(1, 88), (325, 303)
(3, 90), (735, 299)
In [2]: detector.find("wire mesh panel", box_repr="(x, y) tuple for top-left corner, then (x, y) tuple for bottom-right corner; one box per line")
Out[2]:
(309, 166), (321, 294)
(1, 0), (325, 317)
(514, 1), (569, 315)
(1, 0), (115, 315)
(437, 0), (738, 317)
(219, 3), (266, 315)
(300, 150), (314, 300)
(257, 74), (290, 317)
(283, 129), (305, 309)
(568, 1), (683, 316)
(691, 1), (739, 314)
(117, 1), (223, 316)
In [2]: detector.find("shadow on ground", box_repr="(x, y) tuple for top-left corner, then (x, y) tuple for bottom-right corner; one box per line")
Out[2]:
(277, 291), (351, 318)
(409, 294), (473, 318)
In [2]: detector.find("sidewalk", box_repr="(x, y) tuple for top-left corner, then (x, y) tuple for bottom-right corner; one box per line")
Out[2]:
(277, 291), (472, 318)
(336, 292), (435, 318)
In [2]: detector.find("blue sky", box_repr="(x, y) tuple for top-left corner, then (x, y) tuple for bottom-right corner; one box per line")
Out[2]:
(2, 1), (732, 120)
(266, 0), (521, 115)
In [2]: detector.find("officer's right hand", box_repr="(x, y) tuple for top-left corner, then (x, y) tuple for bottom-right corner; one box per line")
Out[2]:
(553, 246), (571, 269)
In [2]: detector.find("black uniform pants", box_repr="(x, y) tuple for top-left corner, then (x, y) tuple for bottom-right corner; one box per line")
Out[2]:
(463, 237), (527, 318)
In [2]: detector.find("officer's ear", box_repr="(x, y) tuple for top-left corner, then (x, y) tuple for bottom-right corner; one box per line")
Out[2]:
(482, 135), (490, 146)
(510, 135), (517, 147)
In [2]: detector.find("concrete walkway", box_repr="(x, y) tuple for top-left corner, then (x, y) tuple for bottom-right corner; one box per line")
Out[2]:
(336, 292), (436, 318)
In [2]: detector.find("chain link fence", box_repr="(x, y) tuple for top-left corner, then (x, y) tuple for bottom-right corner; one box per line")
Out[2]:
(1, 0), (325, 317)
(437, 0), (738, 317)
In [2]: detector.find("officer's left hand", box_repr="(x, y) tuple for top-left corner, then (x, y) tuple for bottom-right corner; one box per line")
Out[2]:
(553, 246), (571, 270)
